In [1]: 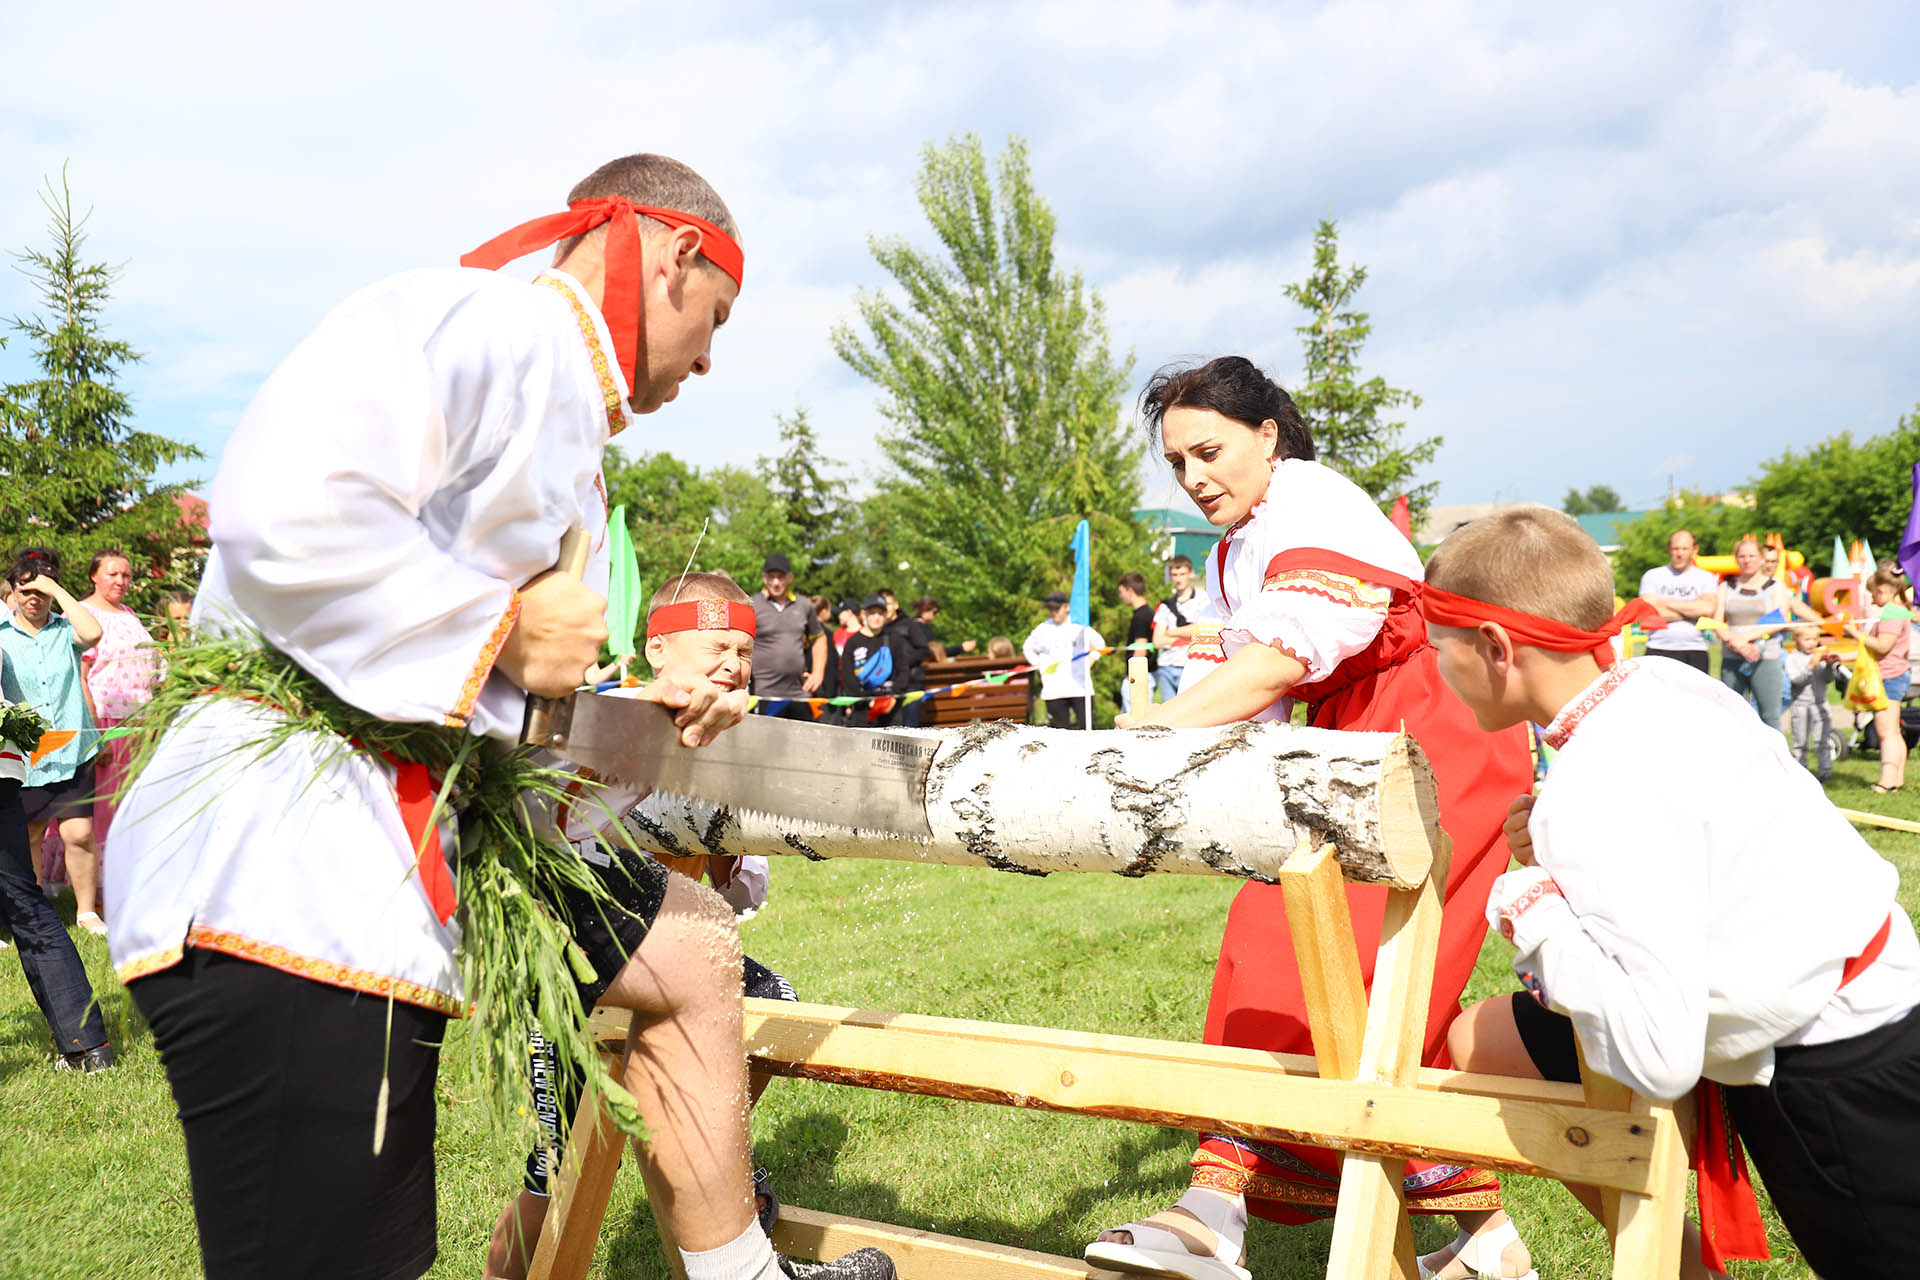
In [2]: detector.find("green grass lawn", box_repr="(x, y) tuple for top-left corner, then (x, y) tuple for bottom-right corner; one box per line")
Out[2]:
(6, 746), (1917, 1280)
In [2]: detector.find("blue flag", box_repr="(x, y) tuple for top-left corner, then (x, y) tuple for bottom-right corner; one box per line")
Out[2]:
(1068, 519), (1091, 626)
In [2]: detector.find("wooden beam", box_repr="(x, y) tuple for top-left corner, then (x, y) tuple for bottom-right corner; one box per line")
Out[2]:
(728, 1003), (1662, 1193)
(1838, 806), (1920, 835)
(527, 1056), (630, 1280)
(1277, 841), (1369, 1081)
(772, 1205), (1097, 1279)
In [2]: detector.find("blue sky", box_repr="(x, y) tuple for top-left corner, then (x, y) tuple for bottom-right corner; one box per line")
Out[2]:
(4, 0), (1917, 517)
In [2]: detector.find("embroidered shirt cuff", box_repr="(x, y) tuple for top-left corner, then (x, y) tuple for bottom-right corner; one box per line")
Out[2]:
(1487, 866), (1573, 954)
(446, 594), (522, 728)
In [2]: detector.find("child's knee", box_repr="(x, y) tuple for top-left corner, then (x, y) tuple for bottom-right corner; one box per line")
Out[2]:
(1448, 997), (1505, 1071)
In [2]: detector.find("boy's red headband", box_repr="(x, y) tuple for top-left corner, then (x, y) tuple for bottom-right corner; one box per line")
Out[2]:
(646, 599), (757, 642)
(461, 197), (745, 392)
(1419, 588), (1665, 670)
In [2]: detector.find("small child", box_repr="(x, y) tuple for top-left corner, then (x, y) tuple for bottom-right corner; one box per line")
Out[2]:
(1418, 507), (1920, 1280)
(488, 572), (809, 1280)
(1782, 626), (1838, 780)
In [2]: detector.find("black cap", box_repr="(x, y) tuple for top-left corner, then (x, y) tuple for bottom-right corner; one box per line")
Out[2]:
(1043, 590), (1070, 606)
(763, 553), (793, 574)
(836, 598), (861, 615)
(862, 594), (889, 611)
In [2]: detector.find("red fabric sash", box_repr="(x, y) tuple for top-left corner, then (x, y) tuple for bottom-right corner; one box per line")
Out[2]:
(387, 754), (458, 926)
(461, 197), (745, 392)
(645, 599), (757, 641)
(1691, 911), (1892, 1270)
(1419, 585), (1665, 669)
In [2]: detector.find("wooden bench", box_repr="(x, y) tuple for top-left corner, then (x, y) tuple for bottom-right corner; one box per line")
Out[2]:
(524, 834), (1694, 1278)
(919, 654), (1033, 727)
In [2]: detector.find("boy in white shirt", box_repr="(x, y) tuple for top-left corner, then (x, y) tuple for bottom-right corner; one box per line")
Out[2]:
(1022, 591), (1105, 729)
(1416, 505), (1920, 1280)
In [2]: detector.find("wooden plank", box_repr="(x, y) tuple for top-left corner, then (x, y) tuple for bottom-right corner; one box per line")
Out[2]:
(1325, 837), (1450, 1280)
(732, 1006), (1663, 1192)
(1126, 653), (1151, 712)
(591, 1003), (1597, 1107)
(528, 1058), (629, 1280)
(1576, 1039), (1634, 1236)
(1838, 805), (1920, 834)
(772, 1205), (1096, 1279)
(1607, 1094), (1690, 1279)
(1277, 842), (1369, 1081)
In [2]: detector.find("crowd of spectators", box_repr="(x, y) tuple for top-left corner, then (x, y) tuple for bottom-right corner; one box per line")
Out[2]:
(0, 543), (190, 1072)
(1638, 527), (1917, 794)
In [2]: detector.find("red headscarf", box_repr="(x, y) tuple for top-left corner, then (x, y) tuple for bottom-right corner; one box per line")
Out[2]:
(645, 598), (756, 643)
(461, 197), (744, 391)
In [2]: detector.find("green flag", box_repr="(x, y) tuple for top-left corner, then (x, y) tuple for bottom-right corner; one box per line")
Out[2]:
(605, 505), (643, 659)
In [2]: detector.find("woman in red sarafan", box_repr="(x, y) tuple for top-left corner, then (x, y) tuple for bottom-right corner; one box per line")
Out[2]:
(1084, 357), (1535, 1280)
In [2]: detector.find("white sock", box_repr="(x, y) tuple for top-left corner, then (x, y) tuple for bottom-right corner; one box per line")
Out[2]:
(1173, 1186), (1247, 1260)
(679, 1219), (782, 1280)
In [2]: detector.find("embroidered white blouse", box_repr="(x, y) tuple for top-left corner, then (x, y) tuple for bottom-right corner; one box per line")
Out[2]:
(107, 268), (632, 1013)
(1194, 459), (1423, 719)
(1491, 657), (1920, 1099)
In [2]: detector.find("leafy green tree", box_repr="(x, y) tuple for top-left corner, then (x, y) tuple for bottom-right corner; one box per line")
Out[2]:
(1563, 484), (1625, 516)
(1749, 406), (1920, 558)
(1283, 219), (1439, 522)
(832, 133), (1149, 645)
(0, 170), (203, 605)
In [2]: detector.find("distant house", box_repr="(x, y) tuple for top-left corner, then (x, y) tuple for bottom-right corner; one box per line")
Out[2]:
(1416, 503), (1650, 554)
(1133, 507), (1217, 573)
(1571, 511), (1648, 553)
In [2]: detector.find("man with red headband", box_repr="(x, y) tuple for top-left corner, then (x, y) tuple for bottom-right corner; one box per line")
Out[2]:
(108, 154), (889, 1280)
(1421, 505), (1920, 1280)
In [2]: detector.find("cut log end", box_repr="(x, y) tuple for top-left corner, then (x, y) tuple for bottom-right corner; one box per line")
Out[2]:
(1368, 735), (1441, 890)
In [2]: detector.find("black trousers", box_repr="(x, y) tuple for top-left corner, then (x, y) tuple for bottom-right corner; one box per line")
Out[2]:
(1044, 696), (1089, 730)
(130, 949), (447, 1280)
(1513, 992), (1920, 1278)
(1645, 647), (1712, 673)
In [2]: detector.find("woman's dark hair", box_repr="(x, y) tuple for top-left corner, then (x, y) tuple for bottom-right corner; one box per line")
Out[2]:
(88, 547), (132, 579)
(912, 595), (939, 616)
(8, 545), (60, 588)
(1139, 356), (1315, 461)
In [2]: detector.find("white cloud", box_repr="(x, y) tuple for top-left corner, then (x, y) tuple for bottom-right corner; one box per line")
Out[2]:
(1, 0), (1915, 518)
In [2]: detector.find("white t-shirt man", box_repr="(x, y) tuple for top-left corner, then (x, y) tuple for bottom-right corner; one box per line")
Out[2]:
(1639, 563), (1720, 654)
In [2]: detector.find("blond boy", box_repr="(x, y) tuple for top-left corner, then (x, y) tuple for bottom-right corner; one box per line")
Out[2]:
(1416, 506), (1920, 1280)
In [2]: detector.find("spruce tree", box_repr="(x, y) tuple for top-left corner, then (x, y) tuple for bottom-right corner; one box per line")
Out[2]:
(1283, 219), (1439, 522)
(0, 169), (203, 602)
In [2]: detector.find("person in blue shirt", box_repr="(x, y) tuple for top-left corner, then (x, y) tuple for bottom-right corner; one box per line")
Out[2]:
(0, 547), (104, 931)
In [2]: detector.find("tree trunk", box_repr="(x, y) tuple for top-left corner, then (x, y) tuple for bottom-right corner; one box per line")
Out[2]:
(614, 720), (1440, 888)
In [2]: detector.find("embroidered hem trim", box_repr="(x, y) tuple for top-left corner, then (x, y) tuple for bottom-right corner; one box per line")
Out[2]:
(535, 274), (627, 437)
(1542, 660), (1638, 750)
(188, 925), (463, 1016)
(1499, 876), (1566, 941)
(115, 944), (186, 985)
(446, 596), (522, 728)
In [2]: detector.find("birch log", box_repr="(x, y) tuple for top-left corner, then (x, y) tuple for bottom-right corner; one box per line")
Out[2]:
(615, 720), (1441, 888)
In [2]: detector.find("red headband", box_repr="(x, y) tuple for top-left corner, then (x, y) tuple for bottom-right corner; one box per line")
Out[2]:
(460, 196), (744, 392)
(1419, 587), (1665, 670)
(646, 598), (757, 642)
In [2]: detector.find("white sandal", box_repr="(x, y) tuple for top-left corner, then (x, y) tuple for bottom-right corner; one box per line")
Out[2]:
(1416, 1220), (1538, 1280)
(76, 911), (108, 936)
(1084, 1191), (1251, 1280)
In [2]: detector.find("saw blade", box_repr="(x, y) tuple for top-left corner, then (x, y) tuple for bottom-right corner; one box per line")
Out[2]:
(540, 693), (937, 839)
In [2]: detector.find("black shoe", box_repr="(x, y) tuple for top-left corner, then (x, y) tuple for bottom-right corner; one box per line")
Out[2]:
(778, 1247), (896, 1279)
(753, 1166), (781, 1235)
(54, 1043), (116, 1074)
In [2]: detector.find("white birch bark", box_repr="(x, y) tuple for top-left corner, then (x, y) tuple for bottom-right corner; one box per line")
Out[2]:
(614, 720), (1439, 888)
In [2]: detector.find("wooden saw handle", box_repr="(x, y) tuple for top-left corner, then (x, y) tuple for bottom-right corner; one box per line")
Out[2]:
(521, 527), (593, 748)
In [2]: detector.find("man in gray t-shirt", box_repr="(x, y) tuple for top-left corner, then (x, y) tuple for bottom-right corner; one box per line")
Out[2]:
(749, 552), (827, 719)
(1638, 529), (1721, 673)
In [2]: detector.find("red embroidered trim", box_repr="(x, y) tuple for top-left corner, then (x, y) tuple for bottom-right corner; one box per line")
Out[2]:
(115, 944), (185, 985)
(1542, 661), (1636, 750)
(1261, 567), (1392, 613)
(1498, 877), (1565, 941)
(445, 596), (522, 728)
